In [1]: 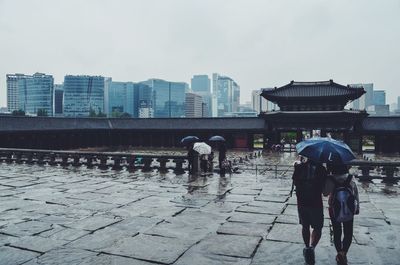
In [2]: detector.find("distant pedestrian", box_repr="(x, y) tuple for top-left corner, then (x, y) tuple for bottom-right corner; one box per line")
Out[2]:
(292, 156), (327, 265)
(187, 143), (195, 174)
(208, 151), (214, 172)
(323, 164), (359, 265)
(218, 143), (227, 175)
(200, 154), (208, 173)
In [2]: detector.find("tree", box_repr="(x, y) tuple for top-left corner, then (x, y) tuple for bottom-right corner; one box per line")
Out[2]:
(37, 109), (48, 116)
(120, 112), (131, 118)
(97, 108), (106, 117)
(89, 107), (97, 117)
(12, 109), (25, 116)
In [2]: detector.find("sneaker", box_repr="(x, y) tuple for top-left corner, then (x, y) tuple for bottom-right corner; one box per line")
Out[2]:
(303, 247), (315, 264)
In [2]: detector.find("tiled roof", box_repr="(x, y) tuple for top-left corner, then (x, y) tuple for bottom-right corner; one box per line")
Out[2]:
(261, 80), (365, 100)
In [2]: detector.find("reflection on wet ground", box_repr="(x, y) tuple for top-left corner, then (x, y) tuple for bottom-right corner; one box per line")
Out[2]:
(0, 152), (399, 265)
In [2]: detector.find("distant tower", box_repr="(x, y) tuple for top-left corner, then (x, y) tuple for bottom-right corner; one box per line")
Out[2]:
(191, 75), (212, 117)
(185, 92), (203, 117)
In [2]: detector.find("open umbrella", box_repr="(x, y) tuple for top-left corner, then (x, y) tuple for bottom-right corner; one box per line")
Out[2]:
(180, 136), (199, 146)
(209, 135), (226, 142)
(193, 142), (212, 155)
(296, 137), (355, 164)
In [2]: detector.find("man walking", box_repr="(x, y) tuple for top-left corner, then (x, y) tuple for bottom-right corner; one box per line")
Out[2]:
(292, 156), (327, 264)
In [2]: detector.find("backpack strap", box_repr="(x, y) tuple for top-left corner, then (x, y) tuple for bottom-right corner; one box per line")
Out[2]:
(344, 174), (353, 186)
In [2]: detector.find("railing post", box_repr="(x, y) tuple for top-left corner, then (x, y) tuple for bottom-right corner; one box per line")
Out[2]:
(112, 156), (122, 170)
(142, 157), (153, 172)
(15, 152), (22, 164)
(127, 155), (136, 172)
(157, 158), (169, 173)
(5, 152), (13, 163)
(86, 155), (94, 168)
(72, 154), (80, 167)
(36, 152), (45, 165)
(98, 155), (108, 170)
(48, 153), (56, 166)
(173, 158), (185, 174)
(26, 152), (34, 164)
(61, 154), (69, 167)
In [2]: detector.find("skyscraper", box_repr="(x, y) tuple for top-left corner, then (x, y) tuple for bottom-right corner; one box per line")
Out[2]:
(251, 90), (267, 113)
(191, 75), (211, 93)
(373, 90), (386, 105)
(213, 73), (240, 117)
(141, 79), (186, 118)
(107, 81), (137, 117)
(185, 92), (203, 117)
(8, 73), (54, 116)
(191, 75), (212, 117)
(6, 73), (28, 112)
(63, 75), (105, 117)
(138, 83), (154, 118)
(54, 84), (64, 116)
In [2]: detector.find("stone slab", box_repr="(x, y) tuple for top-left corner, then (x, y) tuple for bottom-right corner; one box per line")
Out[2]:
(217, 221), (271, 237)
(227, 212), (276, 224)
(103, 234), (194, 264)
(0, 246), (39, 265)
(193, 234), (261, 258)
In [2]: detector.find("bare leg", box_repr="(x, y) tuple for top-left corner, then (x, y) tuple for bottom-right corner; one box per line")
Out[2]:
(302, 226), (311, 247)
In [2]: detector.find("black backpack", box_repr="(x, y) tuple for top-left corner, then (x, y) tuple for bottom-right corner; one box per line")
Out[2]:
(331, 175), (356, 222)
(292, 163), (321, 205)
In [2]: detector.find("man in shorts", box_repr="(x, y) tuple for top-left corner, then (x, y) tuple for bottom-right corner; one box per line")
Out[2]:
(292, 156), (327, 264)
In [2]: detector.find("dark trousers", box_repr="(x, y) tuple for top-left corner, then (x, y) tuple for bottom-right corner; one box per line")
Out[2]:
(331, 218), (354, 253)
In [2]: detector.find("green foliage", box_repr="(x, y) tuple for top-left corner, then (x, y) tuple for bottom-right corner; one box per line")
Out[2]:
(37, 109), (48, 116)
(12, 109), (25, 116)
(89, 107), (106, 117)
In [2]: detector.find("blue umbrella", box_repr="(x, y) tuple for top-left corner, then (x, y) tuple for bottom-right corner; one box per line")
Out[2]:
(180, 136), (199, 145)
(296, 137), (355, 164)
(209, 135), (226, 142)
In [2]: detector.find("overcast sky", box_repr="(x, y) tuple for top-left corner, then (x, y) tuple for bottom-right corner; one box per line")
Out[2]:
(1, 0), (400, 107)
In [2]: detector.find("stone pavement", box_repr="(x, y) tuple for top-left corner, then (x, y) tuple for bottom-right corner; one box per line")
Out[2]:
(0, 154), (400, 265)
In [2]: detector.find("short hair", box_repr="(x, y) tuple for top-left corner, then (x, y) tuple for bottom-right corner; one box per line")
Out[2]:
(331, 164), (349, 175)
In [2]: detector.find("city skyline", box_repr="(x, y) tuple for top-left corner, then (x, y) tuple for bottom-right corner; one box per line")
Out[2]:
(1, 0), (400, 107)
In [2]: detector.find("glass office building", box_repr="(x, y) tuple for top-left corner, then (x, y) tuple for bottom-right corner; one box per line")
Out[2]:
(213, 73), (240, 117)
(141, 79), (186, 118)
(54, 84), (64, 116)
(17, 73), (54, 116)
(63, 75), (105, 117)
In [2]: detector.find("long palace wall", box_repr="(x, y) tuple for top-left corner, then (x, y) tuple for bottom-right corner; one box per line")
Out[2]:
(0, 115), (399, 153)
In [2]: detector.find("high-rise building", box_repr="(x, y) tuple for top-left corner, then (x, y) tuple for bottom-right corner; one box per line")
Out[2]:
(106, 81), (153, 118)
(107, 81), (137, 117)
(349, 83), (373, 110)
(251, 89), (268, 113)
(7, 74), (28, 112)
(212, 73), (240, 117)
(373, 90), (386, 105)
(191, 75), (212, 116)
(185, 93), (203, 117)
(138, 84), (154, 118)
(63, 75), (105, 117)
(15, 73), (54, 116)
(54, 84), (64, 116)
(141, 79), (186, 118)
(191, 75), (211, 93)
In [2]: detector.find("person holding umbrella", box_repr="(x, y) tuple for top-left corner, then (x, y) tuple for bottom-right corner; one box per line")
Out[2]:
(323, 164), (359, 265)
(181, 136), (199, 174)
(292, 156), (327, 265)
(296, 137), (358, 265)
(209, 136), (227, 176)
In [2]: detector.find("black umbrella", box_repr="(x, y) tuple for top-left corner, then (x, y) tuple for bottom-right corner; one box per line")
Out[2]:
(180, 136), (200, 145)
(296, 137), (356, 164)
(209, 135), (226, 142)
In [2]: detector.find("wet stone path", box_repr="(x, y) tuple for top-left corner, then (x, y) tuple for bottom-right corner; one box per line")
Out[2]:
(0, 154), (400, 265)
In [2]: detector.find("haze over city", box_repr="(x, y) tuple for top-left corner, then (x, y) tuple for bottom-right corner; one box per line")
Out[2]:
(1, 0), (400, 107)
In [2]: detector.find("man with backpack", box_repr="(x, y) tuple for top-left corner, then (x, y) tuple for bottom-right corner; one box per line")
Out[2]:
(323, 164), (359, 265)
(292, 156), (327, 265)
